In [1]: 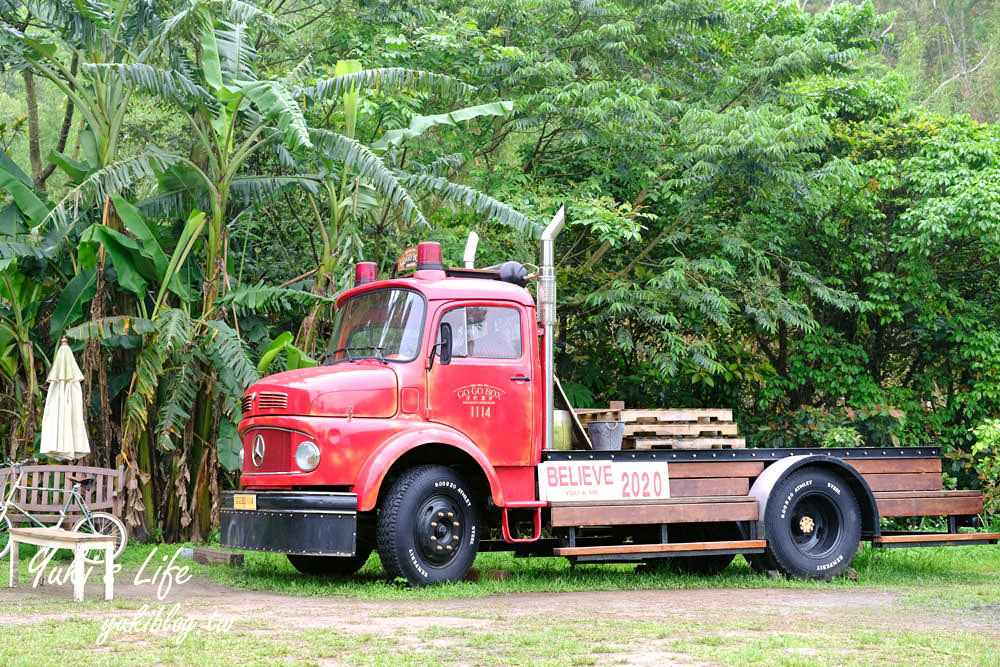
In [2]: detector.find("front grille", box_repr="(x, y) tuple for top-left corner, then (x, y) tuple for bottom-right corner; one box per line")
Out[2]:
(241, 394), (253, 414)
(246, 428), (293, 472)
(258, 391), (288, 410)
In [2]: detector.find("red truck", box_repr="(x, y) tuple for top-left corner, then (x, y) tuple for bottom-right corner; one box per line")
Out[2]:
(222, 210), (999, 585)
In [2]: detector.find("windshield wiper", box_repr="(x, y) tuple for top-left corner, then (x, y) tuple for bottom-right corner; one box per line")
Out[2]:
(326, 345), (387, 365)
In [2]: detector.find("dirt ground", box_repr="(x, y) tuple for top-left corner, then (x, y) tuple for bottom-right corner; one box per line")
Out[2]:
(2, 567), (999, 665)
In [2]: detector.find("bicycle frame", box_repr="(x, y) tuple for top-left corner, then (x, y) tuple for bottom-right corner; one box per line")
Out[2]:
(1, 467), (96, 529)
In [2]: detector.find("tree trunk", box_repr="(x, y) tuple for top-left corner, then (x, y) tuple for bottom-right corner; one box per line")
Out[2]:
(21, 69), (43, 187)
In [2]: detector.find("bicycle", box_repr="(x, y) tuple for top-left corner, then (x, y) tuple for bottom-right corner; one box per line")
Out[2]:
(0, 458), (128, 564)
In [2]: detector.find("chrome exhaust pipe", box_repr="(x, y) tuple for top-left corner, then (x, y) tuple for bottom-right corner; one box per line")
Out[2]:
(463, 231), (479, 269)
(539, 207), (565, 451)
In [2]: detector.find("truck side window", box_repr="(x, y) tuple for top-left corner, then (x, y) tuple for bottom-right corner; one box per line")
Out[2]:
(439, 306), (522, 359)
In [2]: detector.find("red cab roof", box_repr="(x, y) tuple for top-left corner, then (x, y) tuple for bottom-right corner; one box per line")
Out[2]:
(336, 272), (536, 308)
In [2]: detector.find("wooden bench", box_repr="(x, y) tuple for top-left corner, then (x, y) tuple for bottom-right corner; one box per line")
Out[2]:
(8, 527), (116, 601)
(0, 465), (122, 525)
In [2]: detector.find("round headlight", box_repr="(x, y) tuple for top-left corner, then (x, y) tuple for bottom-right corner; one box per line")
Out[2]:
(239, 447), (244, 470)
(295, 441), (321, 472)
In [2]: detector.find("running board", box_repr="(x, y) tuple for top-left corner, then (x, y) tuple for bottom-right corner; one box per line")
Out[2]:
(871, 532), (1000, 549)
(554, 539), (766, 562)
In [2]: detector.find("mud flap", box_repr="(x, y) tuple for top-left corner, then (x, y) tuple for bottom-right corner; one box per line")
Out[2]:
(221, 490), (358, 556)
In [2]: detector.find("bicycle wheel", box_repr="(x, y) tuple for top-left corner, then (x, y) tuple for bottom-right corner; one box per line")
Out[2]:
(0, 514), (11, 559)
(73, 512), (127, 565)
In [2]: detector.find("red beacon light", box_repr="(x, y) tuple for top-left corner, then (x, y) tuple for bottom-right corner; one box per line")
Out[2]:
(414, 241), (446, 280)
(354, 262), (378, 286)
(416, 242), (444, 270)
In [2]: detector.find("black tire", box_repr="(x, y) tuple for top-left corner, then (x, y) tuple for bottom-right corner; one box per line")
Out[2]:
(376, 465), (480, 586)
(287, 549), (372, 577)
(763, 467), (861, 580)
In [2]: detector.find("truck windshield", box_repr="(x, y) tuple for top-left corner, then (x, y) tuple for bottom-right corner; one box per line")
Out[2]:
(325, 289), (425, 363)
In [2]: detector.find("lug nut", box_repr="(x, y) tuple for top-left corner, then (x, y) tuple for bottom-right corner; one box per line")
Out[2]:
(447, 512), (454, 518)
(445, 545), (452, 551)
(437, 512), (444, 518)
(431, 521), (438, 527)
(452, 521), (459, 527)
(436, 545), (443, 551)
(430, 535), (437, 541)
(452, 535), (459, 541)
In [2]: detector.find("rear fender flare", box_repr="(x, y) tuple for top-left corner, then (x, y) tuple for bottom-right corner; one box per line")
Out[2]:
(354, 425), (503, 511)
(749, 455), (879, 540)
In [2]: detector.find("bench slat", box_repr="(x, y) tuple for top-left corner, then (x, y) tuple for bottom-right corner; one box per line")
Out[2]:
(668, 462), (764, 479)
(846, 458), (941, 474)
(863, 473), (943, 492)
(551, 498), (759, 527)
(671, 477), (749, 497)
(875, 491), (983, 517)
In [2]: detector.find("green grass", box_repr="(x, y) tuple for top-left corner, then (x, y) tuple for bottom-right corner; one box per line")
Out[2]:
(3, 542), (999, 665)
(197, 542), (1000, 600)
(3, 608), (999, 667)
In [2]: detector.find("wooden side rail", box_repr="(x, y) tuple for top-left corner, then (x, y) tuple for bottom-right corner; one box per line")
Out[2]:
(874, 490), (983, 518)
(554, 539), (766, 557)
(872, 533), (1000, 548)
(0, 465), (123, 524)
(666, 461), (763, 498)
(551, 496), (759, 527)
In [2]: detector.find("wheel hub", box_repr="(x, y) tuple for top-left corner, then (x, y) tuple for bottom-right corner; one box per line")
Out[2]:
(789, 493), (843, 559)
(416, 497), (463, 564)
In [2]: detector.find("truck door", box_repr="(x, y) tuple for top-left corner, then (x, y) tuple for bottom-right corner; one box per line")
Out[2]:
(427, 302), (534, 466)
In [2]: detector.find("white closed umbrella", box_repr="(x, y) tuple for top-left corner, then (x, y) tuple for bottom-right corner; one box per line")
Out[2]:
(40, 337), (90, 461)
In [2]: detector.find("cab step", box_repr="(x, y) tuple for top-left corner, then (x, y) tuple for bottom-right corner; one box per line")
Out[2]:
(553, 539), (766, 562)
(871, 532), (1000, 548)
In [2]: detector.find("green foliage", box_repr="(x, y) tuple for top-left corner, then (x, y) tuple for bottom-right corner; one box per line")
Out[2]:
(967, 420), (1000, 515)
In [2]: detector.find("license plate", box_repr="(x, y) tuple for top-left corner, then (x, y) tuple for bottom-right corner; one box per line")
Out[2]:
(232, 493), (256, 510)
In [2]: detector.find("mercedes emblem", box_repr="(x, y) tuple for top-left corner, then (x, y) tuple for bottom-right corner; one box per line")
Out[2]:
(251, 433), (266, 468)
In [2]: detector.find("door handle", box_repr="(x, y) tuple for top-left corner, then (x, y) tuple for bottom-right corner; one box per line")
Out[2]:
(510, 375), (531, 382)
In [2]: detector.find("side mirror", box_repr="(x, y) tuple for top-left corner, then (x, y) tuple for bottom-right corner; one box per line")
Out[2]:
(438, 322), (453, 365)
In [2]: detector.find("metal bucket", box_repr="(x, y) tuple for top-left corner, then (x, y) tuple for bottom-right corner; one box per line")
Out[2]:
(587, 421), (625, 451)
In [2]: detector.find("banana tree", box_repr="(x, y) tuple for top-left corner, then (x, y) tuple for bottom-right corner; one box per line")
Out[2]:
(0, 156), (80, 458)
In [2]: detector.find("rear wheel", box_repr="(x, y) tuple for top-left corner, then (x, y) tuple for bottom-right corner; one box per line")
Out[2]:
(376, 465), (480, 586)
(763, 467), (860, 580)
(72, 512), (127, 565)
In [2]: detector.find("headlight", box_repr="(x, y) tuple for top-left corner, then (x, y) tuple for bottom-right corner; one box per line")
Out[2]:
(239, 447), (244, 470)
(295, 441), (321, 472)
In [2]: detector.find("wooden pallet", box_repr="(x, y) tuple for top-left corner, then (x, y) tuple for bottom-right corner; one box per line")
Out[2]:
(574, 407), (745, 450)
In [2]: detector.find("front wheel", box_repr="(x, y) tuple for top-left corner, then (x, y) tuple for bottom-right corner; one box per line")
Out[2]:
(73, 512), (128, 565)
(0, 514), (11, 559)
(376, 465), (480, 586)
(763, 467), (860, 580)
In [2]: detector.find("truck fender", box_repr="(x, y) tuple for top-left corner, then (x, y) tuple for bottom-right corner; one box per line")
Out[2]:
(749, 455), (880, 540)
(353, 425), (504, 512)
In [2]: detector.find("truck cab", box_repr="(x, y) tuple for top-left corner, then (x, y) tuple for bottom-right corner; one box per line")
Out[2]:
(223, 241), (547, 583)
